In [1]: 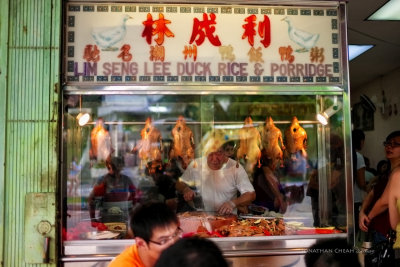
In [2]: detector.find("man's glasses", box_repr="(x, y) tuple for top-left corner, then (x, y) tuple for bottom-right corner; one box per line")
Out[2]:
(148, 227), (183, 246)
(383, 141), (400, 148)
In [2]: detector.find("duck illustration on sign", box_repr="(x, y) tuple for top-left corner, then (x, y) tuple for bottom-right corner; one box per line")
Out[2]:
(91, 14), (132, 51)
(282, 17), (319, 53)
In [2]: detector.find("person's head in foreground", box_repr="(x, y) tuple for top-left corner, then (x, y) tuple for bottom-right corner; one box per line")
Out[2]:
(304, 238), (360, 267)
(154, 237), (229, 267)
(131, 201), (180, 267)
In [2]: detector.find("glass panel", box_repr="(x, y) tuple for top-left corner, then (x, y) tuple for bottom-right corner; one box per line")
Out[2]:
(62, 93), (345, 241)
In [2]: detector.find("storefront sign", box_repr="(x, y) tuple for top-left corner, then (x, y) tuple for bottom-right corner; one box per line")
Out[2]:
(65, 3), (342, 85)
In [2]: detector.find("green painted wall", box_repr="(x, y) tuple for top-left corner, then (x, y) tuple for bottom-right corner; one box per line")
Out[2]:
(0, 0), (61, 265)
(0, 0), (9, 264)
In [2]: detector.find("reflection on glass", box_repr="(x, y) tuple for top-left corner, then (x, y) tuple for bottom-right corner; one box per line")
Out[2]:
(63, 94), (346, 240)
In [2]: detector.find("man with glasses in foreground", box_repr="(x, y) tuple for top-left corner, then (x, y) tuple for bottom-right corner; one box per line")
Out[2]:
(109, 201), (181, 267)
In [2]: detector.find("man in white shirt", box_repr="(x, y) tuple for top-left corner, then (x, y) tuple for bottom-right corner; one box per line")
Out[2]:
(176, 148), (256, 215)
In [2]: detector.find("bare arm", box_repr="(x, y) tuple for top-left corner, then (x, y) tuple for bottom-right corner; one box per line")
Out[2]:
(367, 181), (390, 220)
(232, 191), (256, 208)
(359, 189), (374, 232)
(261, 167), (287, 213)
(88, 190), (98, 226)
(355, 167), (367, 191)
(388, 169), (400, 230)
(218, 191), (256, 215)
(175, 180), (194, 201)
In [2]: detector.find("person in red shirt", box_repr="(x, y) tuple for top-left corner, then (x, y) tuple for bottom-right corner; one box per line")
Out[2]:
(88, 156), (137, 233)
(108, 201), (180, 267)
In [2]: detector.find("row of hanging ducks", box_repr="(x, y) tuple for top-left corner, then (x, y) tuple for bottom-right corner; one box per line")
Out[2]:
(132, 115), (307, 172)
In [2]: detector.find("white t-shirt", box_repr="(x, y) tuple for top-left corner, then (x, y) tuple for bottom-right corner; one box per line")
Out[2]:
(180, 157), (255, 212)
(353, 151), (366, 203)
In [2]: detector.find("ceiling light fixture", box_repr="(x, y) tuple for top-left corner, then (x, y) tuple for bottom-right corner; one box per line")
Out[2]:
(76, 96), (90, 126)
(317, 97), (342, 126)
(367, 0), (400, 20)
(348, 45), (374, 61)
(77, 112), (91, 126)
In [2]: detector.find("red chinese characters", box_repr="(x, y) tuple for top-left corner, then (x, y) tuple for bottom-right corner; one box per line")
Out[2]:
(242, 15), (257, 47)
(183, 45), (197, 61)
(242, 15), (271, 48)
(189, 13), (221, 46)
(142, 13), (174, 62)
(142, 13), (174, 45)
(153, 13), (174, 45)
(142, 13), (155, 44)
(279, 45), (295, 63)
(83, 45), (100, 62)
(150, 45), (165, 62)
(118, 44), (132, 62)
(258, 15), (271, 48)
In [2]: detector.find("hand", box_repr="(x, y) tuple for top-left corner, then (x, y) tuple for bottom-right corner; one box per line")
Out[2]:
(359, 210), (370, 232)
(274, 196), (287, 214)
(237, 205), (249, 214)
(279, 198), (288, 214)
(218, 201), (235, 215)
(183, 187), (195, 201)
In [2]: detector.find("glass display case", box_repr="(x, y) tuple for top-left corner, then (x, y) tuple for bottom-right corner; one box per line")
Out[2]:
(62, 87), (351, 264)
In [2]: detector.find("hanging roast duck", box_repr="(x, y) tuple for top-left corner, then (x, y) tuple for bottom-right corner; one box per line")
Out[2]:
(90, 117), (112, 164)
(261, 116), (285, 167)
(236, 116), (262, 172)
(132, 117), (163, 170)
(284, 116), (307, 159)
(169, 116), (195, 169)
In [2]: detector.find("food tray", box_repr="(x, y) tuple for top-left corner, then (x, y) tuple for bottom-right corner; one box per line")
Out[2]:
(104, 222), (127, 232)
(85, 231), (120, 240)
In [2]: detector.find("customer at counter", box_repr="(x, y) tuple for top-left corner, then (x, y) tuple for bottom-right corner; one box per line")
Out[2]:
(252, 152), (287, 213)
(176, 147), (255, 215)
(88, 156), (137, 229)
(108, 201), (181, 267)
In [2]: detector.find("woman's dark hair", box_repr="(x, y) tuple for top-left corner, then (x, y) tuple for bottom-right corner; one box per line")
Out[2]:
(106, 156), (124, 172)
(130, 201), (178, 242)
(259, 149), (274, 167)
(155, 237), (229, 267)
(376, 160), (389, 175)
(352, 129), (365, 150)
(385, 130), (400, 142)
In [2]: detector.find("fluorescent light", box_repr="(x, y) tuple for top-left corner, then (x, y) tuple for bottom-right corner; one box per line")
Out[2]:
(215, 123), (260, 129)
(214, 124), (243, 129)
(148, 106), (168, 113)
(368, 0), (400, 20)
(348, 45), (374, 61)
